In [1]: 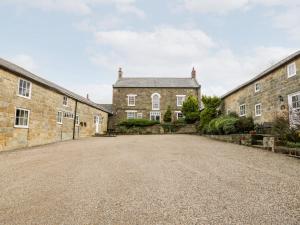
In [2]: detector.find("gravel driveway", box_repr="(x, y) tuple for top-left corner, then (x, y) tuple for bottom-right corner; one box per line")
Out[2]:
(0, 135), (299, 225)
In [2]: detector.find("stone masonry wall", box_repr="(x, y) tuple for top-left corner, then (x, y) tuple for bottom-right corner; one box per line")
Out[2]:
(0, 68), (108, 151)
(223, 56), (300, 124)
(112, 87), (200, 126)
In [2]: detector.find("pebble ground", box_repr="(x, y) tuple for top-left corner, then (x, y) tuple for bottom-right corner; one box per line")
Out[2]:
(0, 135), (299, 225)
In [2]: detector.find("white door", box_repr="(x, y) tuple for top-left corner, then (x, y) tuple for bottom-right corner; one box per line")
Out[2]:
(288, 92), (300, 126)
(95, 115), (100, 134)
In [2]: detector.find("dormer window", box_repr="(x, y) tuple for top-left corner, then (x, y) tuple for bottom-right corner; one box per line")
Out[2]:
(151, 93), (161, 110)
(63, 96), (68, 106)
(287, 62), (297, 78)
(254, 83), (260, 93)
(127, 94), (136, 106)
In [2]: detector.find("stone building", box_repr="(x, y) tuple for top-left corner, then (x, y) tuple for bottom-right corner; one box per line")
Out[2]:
(0, 58), (111, 151)
(112, 68), (201, 126)
(222, 51), (300, 125)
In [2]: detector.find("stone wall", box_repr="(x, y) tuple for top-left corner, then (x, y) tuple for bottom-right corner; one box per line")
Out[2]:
(223, 56), (300, 124)
(112, 87), (200, 126)
(0, 68), (108, 151)
(204, 134), (252, 145)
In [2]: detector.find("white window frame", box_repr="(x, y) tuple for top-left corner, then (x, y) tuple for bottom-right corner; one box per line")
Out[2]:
(288, 91), (300, 126)
(127, 94), (137, 106)
(254, 82), (260, 93)
(176, 95), (186, 107)
(63, 96), (68, 106)
(239, 104), (246, 117)
(75, 115), (80, 126)
(175, 111), (183, 120)
(151, 93), (161, 110)
(14, 108), (30, 128)
(150, 111), (161, 121)
(287, 62), (297, 78)
(126, 110), (137, 119)
(255, 103), (262, 117)
(137, 113), (143, 119)
(17, 78), (32, 99)
(57, 111), (63, 124)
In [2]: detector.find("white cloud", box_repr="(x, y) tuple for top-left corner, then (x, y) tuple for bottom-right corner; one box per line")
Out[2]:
(2, 0), (145, 17)
(9, 54), (38, 72)
(89, 26), (296, 98)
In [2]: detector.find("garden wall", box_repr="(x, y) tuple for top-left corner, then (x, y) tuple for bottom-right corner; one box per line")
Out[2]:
(204, 134), (252, 145)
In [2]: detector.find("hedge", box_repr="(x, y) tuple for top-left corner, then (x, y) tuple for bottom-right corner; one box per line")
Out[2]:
(118, 119), (159, 128)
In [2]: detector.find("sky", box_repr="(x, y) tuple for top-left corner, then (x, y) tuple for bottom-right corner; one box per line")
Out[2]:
(0, 0), (299, 103)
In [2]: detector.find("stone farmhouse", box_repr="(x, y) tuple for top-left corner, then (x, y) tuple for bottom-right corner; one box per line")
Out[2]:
(0, 58), (111, 151)
(112, 68), (201, 126)
(222, 51), (300, 125)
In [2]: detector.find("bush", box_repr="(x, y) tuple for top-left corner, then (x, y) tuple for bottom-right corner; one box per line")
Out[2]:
(286, 142), (300, 149)
(222, 117), (239, 134)
(185, 112), (200, 124)
(199, 96), (221, 131)
(163, 106), (172, 122)
(182, 96), (199, 115)
(236, 117), (254, 133)
(118, 119), (159, 128)
(207, 118), (218, 134)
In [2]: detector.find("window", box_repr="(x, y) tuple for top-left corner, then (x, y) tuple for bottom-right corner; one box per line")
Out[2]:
(57, 111), (63, 124)
(94, 115), (99, 124)
(239, 104), (246, 116)
(175, 111), (183, 120)
(126, 111), (136, 119)
(151, 93), (160, 110)
(227, 109), (231, 115)
(291, 94), (300, 109)
(127, 94), (136, 106)
(18, 79), (31, 98)
(288, 92), (300, 126)
(150, 111), (160, 121)
(14, 108), (30, 128)
(63, 96), (68, 106)
(176, 95), (186, 107)
(255, 83), (261, 93)
(287, 62), (297, 78)
(255, 104), (262, 117)
(137, 113), (143, 119)
(75, 115), (80, 126)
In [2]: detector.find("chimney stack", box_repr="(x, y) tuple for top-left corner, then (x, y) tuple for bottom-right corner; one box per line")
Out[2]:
(191, 67), (196, 79)
(86, 94), (90, 100)
(118, 67), (123, 79)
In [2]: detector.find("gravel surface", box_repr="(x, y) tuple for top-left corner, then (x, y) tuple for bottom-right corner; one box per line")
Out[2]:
(0, 135), (299, 225)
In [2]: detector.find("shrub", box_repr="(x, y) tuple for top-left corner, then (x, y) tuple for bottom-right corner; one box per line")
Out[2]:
(118, 119), (159, 128)
(207, 118), (218, 134)
(182, 96), (199, 115)
(222, 117), (239, 134)
(163, 105), (172, 122)
(199, 96), (221, 131)
(185, 112), (200, 124)
(236, 117), (254, 133)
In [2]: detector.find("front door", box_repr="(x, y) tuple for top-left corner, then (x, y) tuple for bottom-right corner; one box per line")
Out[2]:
(288, 91), (300, 126)
(95, 115), (100, 134)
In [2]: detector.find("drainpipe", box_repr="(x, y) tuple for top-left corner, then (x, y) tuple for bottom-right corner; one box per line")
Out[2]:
(73, 100), (78, 140)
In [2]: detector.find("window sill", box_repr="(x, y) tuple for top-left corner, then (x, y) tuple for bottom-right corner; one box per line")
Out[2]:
(17, 94), (31, 100)
(14, 125), (29, 129)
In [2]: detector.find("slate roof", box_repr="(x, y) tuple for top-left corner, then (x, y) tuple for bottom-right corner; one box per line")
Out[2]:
(113, 77), (200, 88)
(222, 50), (300, 99)
(0, 57), (112, 114)
(97, 104), (113, 114)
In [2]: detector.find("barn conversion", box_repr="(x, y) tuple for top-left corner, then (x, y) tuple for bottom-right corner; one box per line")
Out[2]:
(0, 58), (111, 151)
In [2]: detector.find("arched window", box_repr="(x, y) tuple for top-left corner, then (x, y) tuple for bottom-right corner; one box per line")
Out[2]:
(151, 93), (160, 110)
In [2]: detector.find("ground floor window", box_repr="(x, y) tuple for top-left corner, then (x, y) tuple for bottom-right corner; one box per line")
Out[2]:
(150, 111), (160, 121)
(57, 111), (63, 124)
(175, 111), (183, 120)
(288, 92), (300, 125)
(239, 104), (246, 116)
(15, 108), (30, 128)
(127, 111), (136, 119)
(255, 103), (262, 117)
(137, 113), (143, 119)
(75, 115), (80, 126)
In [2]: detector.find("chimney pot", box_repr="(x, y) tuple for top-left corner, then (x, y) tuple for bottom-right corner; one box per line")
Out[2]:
(118, 67), (123, 79)
(191, 67), (196, 79)
(86, 94), (89, 100)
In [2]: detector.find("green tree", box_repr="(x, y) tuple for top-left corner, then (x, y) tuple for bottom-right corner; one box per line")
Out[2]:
(163, 105), (172, 122)
(199, 95), (222, 132)
(182, 96), (200, 124)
